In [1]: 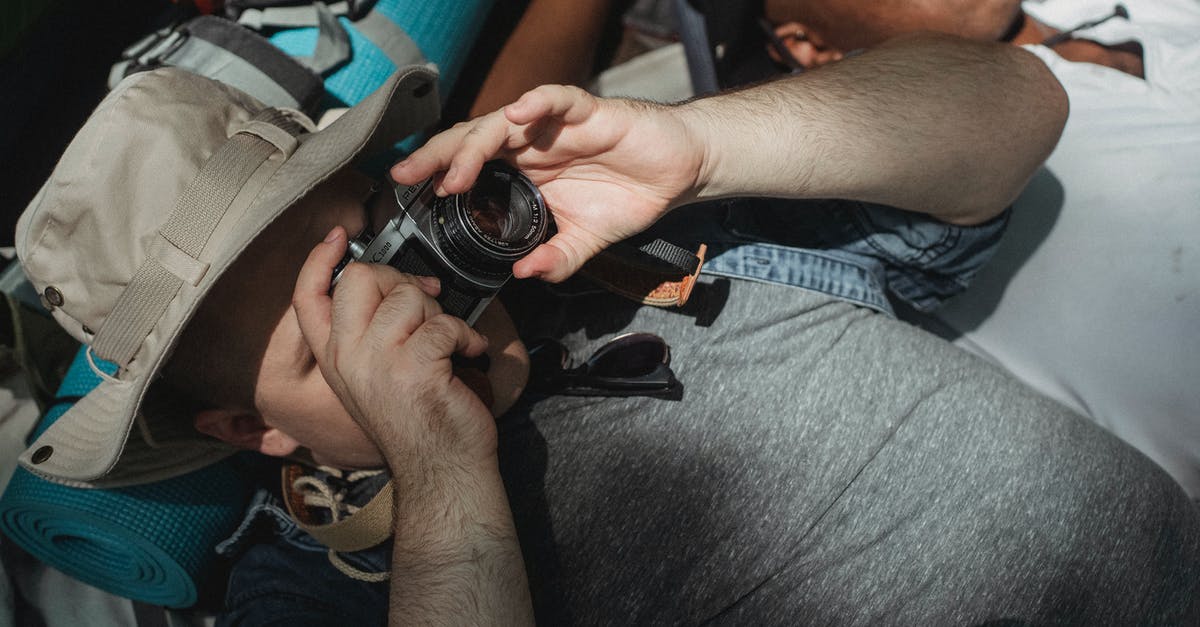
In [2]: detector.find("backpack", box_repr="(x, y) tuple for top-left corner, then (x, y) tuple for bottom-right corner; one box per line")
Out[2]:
(109, 0), (494, 158)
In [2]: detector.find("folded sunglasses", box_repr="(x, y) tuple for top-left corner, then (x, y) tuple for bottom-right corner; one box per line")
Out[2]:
(526, 333), (682, 400)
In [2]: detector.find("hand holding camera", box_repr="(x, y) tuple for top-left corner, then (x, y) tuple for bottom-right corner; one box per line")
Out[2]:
(335, 161), (551, 326)
(294, 228), (501, 472)
(391, 84), (707, 283)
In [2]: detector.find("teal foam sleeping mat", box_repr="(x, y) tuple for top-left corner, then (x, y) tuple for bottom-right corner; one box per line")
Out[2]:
(266, 0), (495, 157)
(0, 348), (252, 608)
(268, 0), (494, 109)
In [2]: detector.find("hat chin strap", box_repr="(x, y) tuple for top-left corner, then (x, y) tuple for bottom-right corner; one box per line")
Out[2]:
(91, 109), (302, 371)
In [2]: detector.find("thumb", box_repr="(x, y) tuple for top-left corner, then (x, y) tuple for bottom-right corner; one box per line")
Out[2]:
(513, 229), (605, 283)
(513, 242), (569, 282)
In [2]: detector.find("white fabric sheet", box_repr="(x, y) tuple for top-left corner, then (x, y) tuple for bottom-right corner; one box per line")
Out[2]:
(934, 0), (1200, 496)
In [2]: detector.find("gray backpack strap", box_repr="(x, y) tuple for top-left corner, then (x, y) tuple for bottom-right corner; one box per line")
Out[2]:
(292, 1), (352, 75)
(237, 1), (426, 71)
(109, 16), (325, 117)
(235, 0), (354, 28)
(351, 8), (425, 68)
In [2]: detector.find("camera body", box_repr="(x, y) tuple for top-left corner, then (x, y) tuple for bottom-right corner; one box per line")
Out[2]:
(334, 162), (551, 325)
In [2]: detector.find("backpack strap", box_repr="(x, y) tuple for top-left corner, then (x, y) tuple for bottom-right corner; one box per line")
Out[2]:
(350, 8), (426, 70)
(293, 1), (352, 75)
(234, 1), (427, 72)
(109, 15), (325, 117)
(233, 0), (357, 28)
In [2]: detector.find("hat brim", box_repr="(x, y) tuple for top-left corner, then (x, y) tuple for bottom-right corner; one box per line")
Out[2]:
(19, 65), (440, 487)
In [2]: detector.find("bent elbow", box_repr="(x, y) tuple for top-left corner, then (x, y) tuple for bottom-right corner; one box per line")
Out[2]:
(957, 47), (1069, 224)
(1015, 45), (1070, 160)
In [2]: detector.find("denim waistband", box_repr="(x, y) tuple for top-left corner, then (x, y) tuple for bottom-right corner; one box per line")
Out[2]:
(648, 198), (1008, 316)
(702, 241), (895, 314)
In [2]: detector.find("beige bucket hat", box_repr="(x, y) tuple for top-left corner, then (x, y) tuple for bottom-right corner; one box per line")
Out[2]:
(15, 65), (439, 488)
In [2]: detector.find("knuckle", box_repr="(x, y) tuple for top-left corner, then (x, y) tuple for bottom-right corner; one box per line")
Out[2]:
(341, 262), (371, 283)
(429, 313), (463, 332)
(388, 281), (425, 303)
(425, 314), (461, 341)
(391, 272), (423, 287)
(414, 315), (461, 356)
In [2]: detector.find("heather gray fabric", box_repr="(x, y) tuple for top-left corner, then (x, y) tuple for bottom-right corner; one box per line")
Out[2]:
(498, 277), (1200, 625)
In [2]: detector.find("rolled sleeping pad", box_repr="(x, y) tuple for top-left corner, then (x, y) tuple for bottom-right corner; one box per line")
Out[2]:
(0, 348), (252, 608)
(268, 0), (495, 161)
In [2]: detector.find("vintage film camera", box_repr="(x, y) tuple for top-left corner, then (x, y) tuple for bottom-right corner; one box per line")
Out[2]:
(334, 162), (551, 325)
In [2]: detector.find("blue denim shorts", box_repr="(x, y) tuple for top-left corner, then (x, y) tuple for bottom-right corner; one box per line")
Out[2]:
(214, 489), (390, 626)
(649, 198), (1010, 315)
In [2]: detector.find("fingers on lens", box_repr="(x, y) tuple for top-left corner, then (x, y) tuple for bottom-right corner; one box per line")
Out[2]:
(449, 117), (508, 192)
(399, 123), (469, 184)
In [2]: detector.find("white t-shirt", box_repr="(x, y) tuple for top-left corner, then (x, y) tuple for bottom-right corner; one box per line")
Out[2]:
(932, 0), (1200, 496)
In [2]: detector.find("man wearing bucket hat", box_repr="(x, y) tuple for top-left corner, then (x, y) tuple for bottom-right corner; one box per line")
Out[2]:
(14, 34), (1199, 627)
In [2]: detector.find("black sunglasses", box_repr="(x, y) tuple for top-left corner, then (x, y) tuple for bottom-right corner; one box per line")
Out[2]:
(526, 333), (682, 400)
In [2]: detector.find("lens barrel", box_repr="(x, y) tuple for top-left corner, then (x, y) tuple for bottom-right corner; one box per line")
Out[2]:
(434, 163), (549, 278)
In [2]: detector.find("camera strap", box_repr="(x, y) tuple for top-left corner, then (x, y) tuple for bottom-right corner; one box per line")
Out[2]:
(282, 464), (394, 546)
(581, 239), (707, 308)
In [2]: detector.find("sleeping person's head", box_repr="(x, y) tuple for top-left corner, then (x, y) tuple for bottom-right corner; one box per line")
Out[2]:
(14, 66), (524, 488)
(763, 0), (1022, 66)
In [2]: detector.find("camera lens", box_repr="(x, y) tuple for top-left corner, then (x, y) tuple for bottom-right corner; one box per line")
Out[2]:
(466, 170), (534, 244)
(435, 162), (550, 279)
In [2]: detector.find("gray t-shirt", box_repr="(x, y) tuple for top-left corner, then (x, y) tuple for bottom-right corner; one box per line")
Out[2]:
(499, 275), (1200, 624)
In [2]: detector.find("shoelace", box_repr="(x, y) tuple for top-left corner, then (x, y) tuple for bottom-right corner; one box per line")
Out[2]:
(292, 466), (391, 582)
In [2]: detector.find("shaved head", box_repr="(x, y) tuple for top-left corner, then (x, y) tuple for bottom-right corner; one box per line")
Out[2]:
(766, 0), (1022, 50)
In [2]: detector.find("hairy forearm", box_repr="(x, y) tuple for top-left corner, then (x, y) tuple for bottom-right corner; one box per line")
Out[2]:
(678, 32), (1068, 223)
(387, 456), (534, 626)
(470, 0), (614, 118)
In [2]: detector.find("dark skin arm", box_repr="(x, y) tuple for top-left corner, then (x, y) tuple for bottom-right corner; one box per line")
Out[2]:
(469, 0), (615, 118)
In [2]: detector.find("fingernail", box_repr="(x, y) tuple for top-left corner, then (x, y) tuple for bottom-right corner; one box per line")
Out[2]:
(418, 275), (441, 290)
(324, 228), (341, 243)
(393, 158), (409, 169)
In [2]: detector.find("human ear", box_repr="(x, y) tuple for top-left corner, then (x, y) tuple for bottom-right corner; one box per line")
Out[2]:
(773, 21), (846, 69)
(193, 409), (301, 457)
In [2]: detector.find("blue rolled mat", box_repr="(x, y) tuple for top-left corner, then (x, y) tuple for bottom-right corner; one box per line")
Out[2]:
(269, 0), (494, 109)
(0, 349), (251, 608)
(269, 0), (494, 161)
